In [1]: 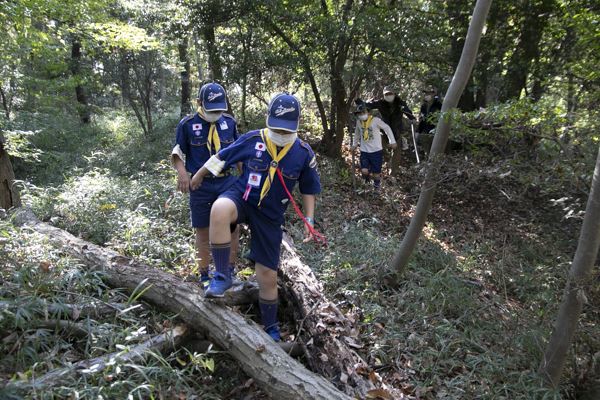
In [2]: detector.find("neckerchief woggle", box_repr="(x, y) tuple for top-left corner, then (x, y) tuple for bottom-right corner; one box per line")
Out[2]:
(361, 115), (374, 141)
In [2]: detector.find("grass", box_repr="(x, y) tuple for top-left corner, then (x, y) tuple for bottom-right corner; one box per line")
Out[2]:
(298, 219), (566, 399)
(2, 107), (598, 398)
(2, 109), (265, 398)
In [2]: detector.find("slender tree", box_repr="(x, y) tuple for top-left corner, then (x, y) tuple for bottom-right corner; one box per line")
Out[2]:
(500, 0), (556, 101)
(540, 145), (600, 387)
(178, 36), (191, 118)
(389, 0), (493, 274)
(202, 24), (223, 82)
(0, 132), (21, 210)
(70, 36), (91, 123)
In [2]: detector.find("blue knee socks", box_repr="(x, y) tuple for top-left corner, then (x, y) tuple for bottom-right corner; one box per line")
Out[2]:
(210, 242), (231, 276)
(259, 297), (278, 330)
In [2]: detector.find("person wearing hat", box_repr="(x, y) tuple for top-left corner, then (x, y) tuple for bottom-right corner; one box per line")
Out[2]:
(417, 86), (443, 153)
(357, 86), (416, 153)
(190, 93), (321, 341)
(351, 103), (396, 192)
(171, 82), (240, 286)
(418, 86), (442, 134)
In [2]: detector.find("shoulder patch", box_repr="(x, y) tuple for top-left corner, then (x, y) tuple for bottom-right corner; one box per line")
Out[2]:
(236, 130), (263, 144)
(299, 140), (317, 168)
(299, 140), (314, 152)
(222, 112), (237, 123)
(179, 114), (194, 124)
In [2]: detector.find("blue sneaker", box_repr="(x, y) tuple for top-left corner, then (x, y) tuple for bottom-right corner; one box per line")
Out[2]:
(265, 325), (281, 342)
(204, 272), (232, 298)
(199, 271), (210, 288)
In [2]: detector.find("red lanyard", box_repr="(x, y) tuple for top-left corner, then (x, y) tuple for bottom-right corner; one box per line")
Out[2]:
(276, 168), (327, 246)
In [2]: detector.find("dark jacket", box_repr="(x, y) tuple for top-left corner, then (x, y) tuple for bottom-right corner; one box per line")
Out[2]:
(365, 96), (416, 135)
(418, 96), (442, 134)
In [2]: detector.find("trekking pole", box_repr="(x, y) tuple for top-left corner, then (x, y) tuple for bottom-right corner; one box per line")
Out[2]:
(348, 122), (356, 189)
(411, 123), (420, 164)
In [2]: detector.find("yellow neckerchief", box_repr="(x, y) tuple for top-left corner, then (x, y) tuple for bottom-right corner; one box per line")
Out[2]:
(207, 124), (220, 154)
(198, 107), (221, 154)
(258, 129), (294, 206)
(361, 115), (374, 141)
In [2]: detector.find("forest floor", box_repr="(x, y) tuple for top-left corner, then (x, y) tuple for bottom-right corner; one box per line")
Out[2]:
(1, 111), (598, 399)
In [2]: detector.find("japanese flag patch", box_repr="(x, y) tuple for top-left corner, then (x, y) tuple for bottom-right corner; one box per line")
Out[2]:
(255, 142), (266, 151)
(248, 172), (262, 187)
(192, 123), (202, 131)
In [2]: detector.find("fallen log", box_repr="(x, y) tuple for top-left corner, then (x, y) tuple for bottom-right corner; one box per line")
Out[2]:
(182, 338), (306, 358)
(12, 209), (351, 400)
(8, 325), (188, 391)
(279, 235), (381, 397)
(34, 319), (90, 339)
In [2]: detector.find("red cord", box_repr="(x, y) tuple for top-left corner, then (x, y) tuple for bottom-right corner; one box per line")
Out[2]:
(276, 168), (327, 246)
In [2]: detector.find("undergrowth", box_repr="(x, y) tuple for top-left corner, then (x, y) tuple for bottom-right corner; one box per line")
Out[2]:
(2, 108), (598, 398)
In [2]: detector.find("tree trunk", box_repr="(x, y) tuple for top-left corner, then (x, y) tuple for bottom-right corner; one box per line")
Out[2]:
(389, 0), (492, 275)
(202, 25), (223, 81)
(0, 86), (11, 120)
(142, 70), (154, 134)
(179, 37), (191, 118)
(500, 0), (554, 101)
(278, 235), (389, 398)
(70, 38), (91, 124)
(319, 0), (355, 158)
(241, 73), (248, 129)
(12, 210), (356, 400)
(539, 145), (600, 387)
(0, 133), (21, 210)
(265, 19), (330, 139)
(193, 30), (204, 81)
(447, 0), (477, 111)
(119, 51), (148, 136)
(239, 24), (252, 130)
(322, 76), (349, 158)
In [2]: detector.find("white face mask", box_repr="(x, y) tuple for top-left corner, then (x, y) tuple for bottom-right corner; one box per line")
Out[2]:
(267, 129), (297, 146)
(358, 113), (369, 121)
(198, 106), (223, 123)
(384, 94), (395, 103)
(424, 95), (433, 102)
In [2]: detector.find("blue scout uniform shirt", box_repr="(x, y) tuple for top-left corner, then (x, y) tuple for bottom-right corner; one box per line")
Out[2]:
(175, 113), (238, 175)
(217, 130), (321, 224)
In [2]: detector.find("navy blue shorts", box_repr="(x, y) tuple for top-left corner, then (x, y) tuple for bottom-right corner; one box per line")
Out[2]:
(360, 150), (383, 174)
(220, 188), (283, 271)
(189, 175), (236, 228)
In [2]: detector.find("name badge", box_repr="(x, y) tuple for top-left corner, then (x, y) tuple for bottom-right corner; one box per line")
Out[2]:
(219, 121), (228, 130)
(248, 172), (262, 187)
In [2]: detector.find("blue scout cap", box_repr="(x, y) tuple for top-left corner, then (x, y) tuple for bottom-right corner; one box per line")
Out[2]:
(198, 83), (228, 111)
(266, 93), (301, 132)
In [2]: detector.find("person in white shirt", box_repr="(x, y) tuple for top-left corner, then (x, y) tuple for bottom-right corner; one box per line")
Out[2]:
(351, 103), (397, 191)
